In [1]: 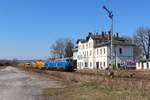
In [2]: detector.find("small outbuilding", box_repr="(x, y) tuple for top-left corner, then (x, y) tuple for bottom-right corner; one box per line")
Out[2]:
(136, 59), (150, 70)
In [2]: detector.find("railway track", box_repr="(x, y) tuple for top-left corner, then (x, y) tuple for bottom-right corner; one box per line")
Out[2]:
(22, 67), (150, 82)
(74, 70), (150, 81)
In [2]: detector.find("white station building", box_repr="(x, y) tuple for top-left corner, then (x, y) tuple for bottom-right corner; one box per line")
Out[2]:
(73, 32), (135, 70)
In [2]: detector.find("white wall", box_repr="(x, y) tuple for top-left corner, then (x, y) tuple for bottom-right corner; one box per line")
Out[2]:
(108, 45), (133, 66)
(73, 51), (77, 60)
(76, 38), (94, 69)
(94, 46), (108, 70)
(136, 62), (143, 70)
(136, 62), (150, 70)
(74, 38), (134, 70)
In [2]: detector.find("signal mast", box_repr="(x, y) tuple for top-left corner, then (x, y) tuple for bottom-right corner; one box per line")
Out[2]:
(102, 5), (114, 69)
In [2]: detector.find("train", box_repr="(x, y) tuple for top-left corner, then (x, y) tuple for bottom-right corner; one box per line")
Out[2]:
(18, 58), (77, 71)
(44, 58), (76, 71)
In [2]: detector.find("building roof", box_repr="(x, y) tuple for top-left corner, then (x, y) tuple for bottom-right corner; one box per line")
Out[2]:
(94, 41), (110, 48)
(76, 39), (86, 44)
(112, 40), (135, 46)
(76, 32), (135, 48)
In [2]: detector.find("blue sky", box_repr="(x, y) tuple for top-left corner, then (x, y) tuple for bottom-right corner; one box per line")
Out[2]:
(0, 0), (150, 59)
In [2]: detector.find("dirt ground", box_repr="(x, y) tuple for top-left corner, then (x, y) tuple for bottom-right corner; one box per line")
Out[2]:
(0, 66), (64, 100)
(2, 66), (150, 100)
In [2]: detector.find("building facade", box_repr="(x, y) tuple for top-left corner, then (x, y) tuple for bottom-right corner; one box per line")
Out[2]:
(136, 60), (150, 70)
(73, 32), (134, 70)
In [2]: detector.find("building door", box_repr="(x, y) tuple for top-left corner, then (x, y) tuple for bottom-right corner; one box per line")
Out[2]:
(85, 62), (88, 68)
(96, 62), (99, 69)
(118, 63), (121, 69)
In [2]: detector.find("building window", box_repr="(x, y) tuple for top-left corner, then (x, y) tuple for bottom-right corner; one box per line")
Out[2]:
(119, 48), (122, 54)
(86, 44), (88, 48)
(97, 49), (99, 55)
(103, 62), (105, 67)
(104, 48), (105, 54)
(87, 51), (88, 56)
(100, 49), (102, 55)
(96, 62), (99, 69)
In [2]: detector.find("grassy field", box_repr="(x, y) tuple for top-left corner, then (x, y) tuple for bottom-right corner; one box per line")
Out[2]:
(18, 67), (150, 100)
(40, 70), (150, 100)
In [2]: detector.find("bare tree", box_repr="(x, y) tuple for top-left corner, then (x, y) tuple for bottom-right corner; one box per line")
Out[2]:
(134, 27), (150, 59)
(124, 36), (141, 60)
(65, 39), (74, 58)
(50, 38), (74, 58)
(50, 38), (65, 58)
(133, 46), (142, 60)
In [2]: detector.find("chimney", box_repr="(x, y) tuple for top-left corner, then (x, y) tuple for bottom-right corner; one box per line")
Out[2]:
(102, 32), (104, 37)
(88, 32), (92, 36)
(96, 32), (98, 36)
(116, 33), (119, 39)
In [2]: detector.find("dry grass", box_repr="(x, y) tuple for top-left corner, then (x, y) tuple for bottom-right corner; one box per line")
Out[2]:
(18, 67), (150, 100)
(43, 79), (150, 100)
(41, 70), (150, 100)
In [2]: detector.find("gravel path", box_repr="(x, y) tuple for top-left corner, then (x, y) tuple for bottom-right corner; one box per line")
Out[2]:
(0, 66), (64, 100)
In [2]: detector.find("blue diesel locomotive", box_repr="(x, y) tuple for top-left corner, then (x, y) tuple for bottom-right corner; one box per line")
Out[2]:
(44, 58), (76, 71)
